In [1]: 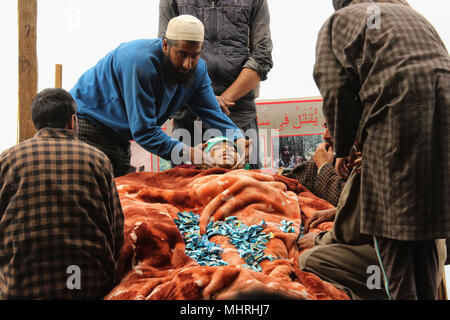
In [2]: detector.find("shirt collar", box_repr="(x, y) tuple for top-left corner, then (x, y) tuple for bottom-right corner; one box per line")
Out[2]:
(34, 128), (77, 140)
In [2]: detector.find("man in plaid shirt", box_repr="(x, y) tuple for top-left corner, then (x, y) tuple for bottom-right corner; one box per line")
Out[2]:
(285, 127), (348, 207)
(0, 88), (124, 299)
(311, 0), (449, 299)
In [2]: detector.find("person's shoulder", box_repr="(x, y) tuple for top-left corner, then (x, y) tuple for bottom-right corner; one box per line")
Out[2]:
(316, 11), (336, 36)
(74, 139), (110, 163)
(116, 38), (160, 49)
(252, 0), (268, 8)
(0, 145), (17, 164)
(338, 1), (413, 17)
(327, 3), (368, 22)
(0, 138), (36, 159)
(0, 139), (42, 174)
(115, 39), (162, 64)
(318, 3), (371, 37)
(75, 140), (115, 174)
(0, 144), (18, 158)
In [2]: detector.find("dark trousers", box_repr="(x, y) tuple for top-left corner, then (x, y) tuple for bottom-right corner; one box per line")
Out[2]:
(78, 118), (131, 177)
(376, 236), (440, 300)
(171, 109), (262, 169)
(299, 243), (389, 300)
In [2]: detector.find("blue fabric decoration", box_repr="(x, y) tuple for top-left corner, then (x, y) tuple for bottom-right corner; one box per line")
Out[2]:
(174, 211), (275, 272)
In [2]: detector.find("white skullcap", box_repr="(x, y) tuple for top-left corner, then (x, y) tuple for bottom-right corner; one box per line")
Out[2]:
(165, 15), (204, 42)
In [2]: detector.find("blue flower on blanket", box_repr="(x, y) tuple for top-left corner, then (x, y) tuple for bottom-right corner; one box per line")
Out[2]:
(174, 211), (227, 267)
(174, 211), (275, 272)
(279, 220), (296, 233)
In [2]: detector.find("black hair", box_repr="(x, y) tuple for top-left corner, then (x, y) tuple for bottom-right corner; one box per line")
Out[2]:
(165, 38), (179, 48)
(31, 88), (77, 130)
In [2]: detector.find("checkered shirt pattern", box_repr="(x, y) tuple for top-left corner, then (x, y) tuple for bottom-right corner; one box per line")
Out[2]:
(77, 118), (131, 177)
(0, 128), (124, 299)
(285, 161), (344, 207)
(313, 1), (450, 240)
(314, 162), (346, 207)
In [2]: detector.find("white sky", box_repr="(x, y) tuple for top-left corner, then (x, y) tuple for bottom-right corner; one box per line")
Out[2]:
(1, 0), (449, 154)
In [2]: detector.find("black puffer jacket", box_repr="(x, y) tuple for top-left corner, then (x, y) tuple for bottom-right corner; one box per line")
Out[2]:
(159, 0), (273, 127)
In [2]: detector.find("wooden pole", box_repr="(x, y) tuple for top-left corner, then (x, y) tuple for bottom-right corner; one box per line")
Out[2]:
(55, 64), (63, 88)
(18, 0), (37, 143)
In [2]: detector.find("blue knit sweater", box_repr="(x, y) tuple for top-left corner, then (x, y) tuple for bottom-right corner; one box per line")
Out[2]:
(70, 38), (242, 160)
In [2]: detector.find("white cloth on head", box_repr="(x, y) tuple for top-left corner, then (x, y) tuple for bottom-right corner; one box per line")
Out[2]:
(166, 15), (204, 42)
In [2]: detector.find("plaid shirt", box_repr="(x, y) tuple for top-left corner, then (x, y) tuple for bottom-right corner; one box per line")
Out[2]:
(0, 128), (124, 299)
(313, 1), (450, 240)
(285, 161), (344, 207)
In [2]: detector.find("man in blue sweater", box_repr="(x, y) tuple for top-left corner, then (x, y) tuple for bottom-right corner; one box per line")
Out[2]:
(70, 15), (245, 176)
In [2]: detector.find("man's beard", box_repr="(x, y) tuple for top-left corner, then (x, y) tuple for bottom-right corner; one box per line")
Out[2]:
(162, 54), (196, 86)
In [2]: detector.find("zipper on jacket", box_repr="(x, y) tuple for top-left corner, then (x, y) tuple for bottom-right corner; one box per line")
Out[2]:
(211, 1), (215, 8)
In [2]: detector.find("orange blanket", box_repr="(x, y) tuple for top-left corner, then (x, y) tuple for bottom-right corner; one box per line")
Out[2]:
(105, 168), (349, 300)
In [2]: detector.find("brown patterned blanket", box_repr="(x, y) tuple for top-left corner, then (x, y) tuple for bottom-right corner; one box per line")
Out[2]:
(104, 168), (349, 300)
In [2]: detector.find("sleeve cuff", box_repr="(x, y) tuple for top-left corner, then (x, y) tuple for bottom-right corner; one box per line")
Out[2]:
(242, 58), (267, 81)
(317, 162), (332, 175)
(314, 231), (336, 245)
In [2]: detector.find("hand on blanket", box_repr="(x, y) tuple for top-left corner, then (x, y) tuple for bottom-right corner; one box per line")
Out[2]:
(304, 207), (337, 232)
(297, 232), (318, 250)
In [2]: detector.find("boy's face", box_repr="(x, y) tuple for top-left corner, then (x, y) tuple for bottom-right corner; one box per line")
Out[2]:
(209, 142), (239, 169)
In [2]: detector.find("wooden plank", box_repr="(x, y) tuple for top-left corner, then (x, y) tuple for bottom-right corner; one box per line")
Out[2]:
(438, 274), (448, 300)
(55, 64), (63, 88)
(18, 0), (37, 143)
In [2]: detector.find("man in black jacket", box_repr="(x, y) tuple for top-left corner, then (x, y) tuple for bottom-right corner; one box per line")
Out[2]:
(158, 0), (273, 168)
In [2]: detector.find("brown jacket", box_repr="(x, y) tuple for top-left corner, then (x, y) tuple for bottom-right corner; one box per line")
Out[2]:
(313, 1), (450, 240)
(285, 161), (345, 207)
(0, 129), (124, 299)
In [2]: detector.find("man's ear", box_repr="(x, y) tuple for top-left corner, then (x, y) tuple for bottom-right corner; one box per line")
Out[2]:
(67, 114), (76, 130)
(162, 38), (169, 55)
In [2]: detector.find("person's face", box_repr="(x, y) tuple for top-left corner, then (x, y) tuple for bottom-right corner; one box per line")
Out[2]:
(210, 142), (238, 169)
(162, 39), (202, 84)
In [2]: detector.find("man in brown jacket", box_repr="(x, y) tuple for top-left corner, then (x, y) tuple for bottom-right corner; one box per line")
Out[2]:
(312, 0), (449, 299)
(285, 127), (349, 207)
(0, 88), (124, 299)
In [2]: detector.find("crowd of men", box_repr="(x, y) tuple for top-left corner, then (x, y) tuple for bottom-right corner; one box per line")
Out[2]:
(0, 0), (448, 300)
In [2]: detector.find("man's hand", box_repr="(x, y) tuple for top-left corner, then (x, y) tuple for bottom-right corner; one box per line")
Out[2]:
(297, 232), (318, 251)
(313, 142), (334, 169)
(304, 208), (337, 232)
(347, 151), (362, 174)
(216, 96), (235, 116)
(335, 149), (362, 178)
(335, 157), (349, 179)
